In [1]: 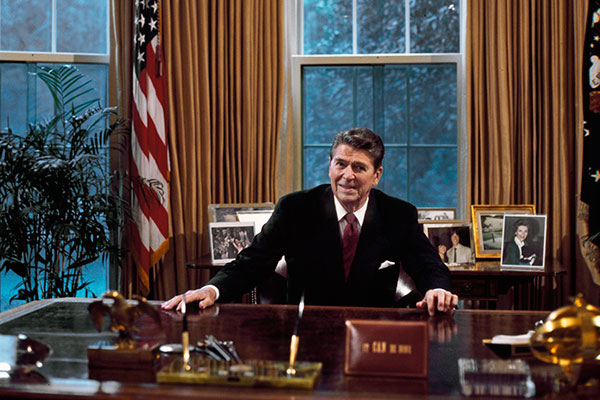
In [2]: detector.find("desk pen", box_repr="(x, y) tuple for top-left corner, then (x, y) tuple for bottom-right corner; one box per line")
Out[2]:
(286, 292), (305, 376)
(181, 294), (191, 371)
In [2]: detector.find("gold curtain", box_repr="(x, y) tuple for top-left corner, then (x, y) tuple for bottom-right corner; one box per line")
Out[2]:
(155, 0), (284, 299)
(467, 0), (576, 299)
(111, 0), (284, 299)
(109, 0), (138, 293)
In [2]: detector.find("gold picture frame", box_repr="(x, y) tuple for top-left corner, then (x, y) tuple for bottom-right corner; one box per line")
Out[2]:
(470, 204), (536, 259)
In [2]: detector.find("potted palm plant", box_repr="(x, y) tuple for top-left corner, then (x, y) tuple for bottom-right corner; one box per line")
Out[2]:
(0, 65), (156, 303)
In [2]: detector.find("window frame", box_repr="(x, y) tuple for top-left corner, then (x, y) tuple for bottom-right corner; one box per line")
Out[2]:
(0, 0), (111, 306)
(291, 0), (467, 218)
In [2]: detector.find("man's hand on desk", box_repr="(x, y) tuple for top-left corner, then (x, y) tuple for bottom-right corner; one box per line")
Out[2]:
(416, 288), (458, 316)
(161, 287), (217, 311)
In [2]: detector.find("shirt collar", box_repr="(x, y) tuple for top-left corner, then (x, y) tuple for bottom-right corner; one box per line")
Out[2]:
(333, 195), (369, 226)
(514, 236), (525, 248)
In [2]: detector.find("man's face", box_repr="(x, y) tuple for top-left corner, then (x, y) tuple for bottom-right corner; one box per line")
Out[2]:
(329, 144), (382, 212)
(451, 233), (460, 246)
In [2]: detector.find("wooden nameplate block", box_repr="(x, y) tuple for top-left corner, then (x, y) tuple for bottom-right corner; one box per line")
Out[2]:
(88, 340), (161, 382)
(157, 355), (322, 390)
(344, 319), (428, 378)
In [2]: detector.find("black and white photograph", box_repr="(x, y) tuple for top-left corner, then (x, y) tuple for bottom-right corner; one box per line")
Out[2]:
(417, 208), (456, 222)
(209, 222), (256, 264)
(423, 222), (475, 266)
(501, 215), (546, 269)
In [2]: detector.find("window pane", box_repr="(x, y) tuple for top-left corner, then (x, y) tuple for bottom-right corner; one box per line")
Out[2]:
(380, 147), (407, 200)
(303, 0), (352, 54)
(57, 0), (108, 53)
(1, 0), (52, 51)
(71, 64), (109, 106)
(409, 147), (457, 207)
(34, 63), (108, 123)
(0, 63), (110, 310)
(410, 0), (460, 53)
(357, 0), (405, 54)
(302, 63), (457, 206)
(303, 66), (366, 144)
(0, 63), (29, 132)
(383, 66), (408, 144)
(409, 64), (456, 144)
(303, 146), (330, 189)
(35, 66), (56, 123)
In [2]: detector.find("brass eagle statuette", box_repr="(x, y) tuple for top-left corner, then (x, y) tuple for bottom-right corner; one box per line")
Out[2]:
(88, 290), (162, 349)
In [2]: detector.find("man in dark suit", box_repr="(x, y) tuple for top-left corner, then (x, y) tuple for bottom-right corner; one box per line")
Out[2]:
(162, 128), (458, 315)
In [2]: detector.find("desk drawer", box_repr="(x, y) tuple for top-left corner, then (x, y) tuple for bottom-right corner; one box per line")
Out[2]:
(452, 279), (496, 298)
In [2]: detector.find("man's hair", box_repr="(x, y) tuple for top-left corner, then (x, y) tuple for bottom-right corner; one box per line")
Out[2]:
(329, 127), (385, 170)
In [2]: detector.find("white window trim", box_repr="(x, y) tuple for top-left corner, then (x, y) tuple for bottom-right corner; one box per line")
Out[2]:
(0, 52), (108, 64)
(0, 0), (110, 64)
(292, 53), (467, 217)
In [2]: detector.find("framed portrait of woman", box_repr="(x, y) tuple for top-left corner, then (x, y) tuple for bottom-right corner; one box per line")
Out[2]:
(470, 204), (536, 259)
(500, 214), (547, 269)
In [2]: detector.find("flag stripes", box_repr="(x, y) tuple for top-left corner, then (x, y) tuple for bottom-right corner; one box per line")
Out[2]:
(131, 0), (170, 292)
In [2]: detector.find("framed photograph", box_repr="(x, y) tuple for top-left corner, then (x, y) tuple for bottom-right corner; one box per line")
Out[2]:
(417, 208), (456, 223)
(208, 202), (275, 223)
(470, 204), (536, 259)
(236, 209), (274, 233)
(501, 214), (546, 269)
(208, 221), (256, 264)
(422, 221), (475, 266)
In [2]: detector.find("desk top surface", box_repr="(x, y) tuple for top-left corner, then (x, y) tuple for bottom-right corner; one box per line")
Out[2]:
(0, 299), (594, 399)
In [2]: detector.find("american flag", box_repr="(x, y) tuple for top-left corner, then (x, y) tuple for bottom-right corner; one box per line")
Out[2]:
(131, 0), (170, 293)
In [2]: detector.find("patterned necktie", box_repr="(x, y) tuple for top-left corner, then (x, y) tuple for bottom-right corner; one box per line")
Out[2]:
(342, 213), (359, 280)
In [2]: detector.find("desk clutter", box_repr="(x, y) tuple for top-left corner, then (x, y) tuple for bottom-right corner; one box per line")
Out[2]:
(1, 293), (600, 398)
(157, 334), (321, 389)
(462, 293), (600, 397)
(157, 356), (322, 389)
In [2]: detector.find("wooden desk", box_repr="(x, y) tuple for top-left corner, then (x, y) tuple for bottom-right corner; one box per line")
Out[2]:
(449, 261), (567, 310)
(187, 257), (567, 310)
(0, 299), (596, 399)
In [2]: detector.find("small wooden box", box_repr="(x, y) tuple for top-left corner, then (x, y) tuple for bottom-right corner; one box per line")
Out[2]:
(344, 320), (428, 378)
(87, 340), (161, 382)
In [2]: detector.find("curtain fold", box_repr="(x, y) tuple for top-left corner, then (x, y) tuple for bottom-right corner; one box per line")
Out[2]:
(112, 0), (284, 299)
(155, 0), (284, 299)
(109, 0), (137, 295)
(467, 0), (576, 300)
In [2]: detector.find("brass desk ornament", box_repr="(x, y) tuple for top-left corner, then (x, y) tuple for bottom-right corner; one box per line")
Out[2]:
(529, 293), (600, 389)
(87, 291), (163, 382)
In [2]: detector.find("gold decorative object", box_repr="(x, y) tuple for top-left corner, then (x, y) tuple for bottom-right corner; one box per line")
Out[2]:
(529, 293), (600, 387)
(88, 290), (161, 349)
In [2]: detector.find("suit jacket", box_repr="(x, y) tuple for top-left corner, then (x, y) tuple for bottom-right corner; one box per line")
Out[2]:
(503, 240), (522, 265)
(503, 239), (537, 266)
(209, 184), (452, 307)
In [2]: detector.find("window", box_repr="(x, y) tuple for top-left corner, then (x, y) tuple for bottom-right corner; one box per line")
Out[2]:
(0, 0), (109, 310)
(295, 0), (465, 209)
